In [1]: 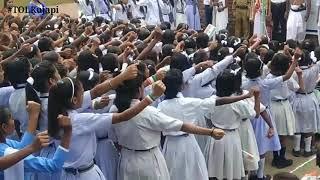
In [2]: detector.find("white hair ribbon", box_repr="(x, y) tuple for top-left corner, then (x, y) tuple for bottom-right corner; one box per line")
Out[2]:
(230, 67), (241, 75)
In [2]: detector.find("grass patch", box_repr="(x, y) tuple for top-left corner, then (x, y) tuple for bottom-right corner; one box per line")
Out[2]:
(10, 0), (74, 7)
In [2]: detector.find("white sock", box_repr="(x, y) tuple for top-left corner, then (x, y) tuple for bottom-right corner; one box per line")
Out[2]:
(304, 136), (312, 152)
(257, 158), (265, 178)
(294, 134), (301, 151)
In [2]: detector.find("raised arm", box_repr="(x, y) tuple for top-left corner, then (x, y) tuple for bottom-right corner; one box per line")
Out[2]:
(282, 48), (301, 81)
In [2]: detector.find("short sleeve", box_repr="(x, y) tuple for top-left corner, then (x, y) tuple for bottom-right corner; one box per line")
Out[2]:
(233, 101), (257, 120)
(199, 96), (216, 112)
(145, 107), (183, 132)
(182, 67), (196, 84)
(287, 77), (300, 92)
(262, 76), (283, 90)
(71, 112), (113, 136)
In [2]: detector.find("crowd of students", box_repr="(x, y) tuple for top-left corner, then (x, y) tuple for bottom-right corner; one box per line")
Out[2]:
(1, 0), (320, 180)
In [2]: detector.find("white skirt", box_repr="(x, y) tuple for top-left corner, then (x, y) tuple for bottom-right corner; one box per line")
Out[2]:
(195, 117), (209, 154)
(162, 134), (208, 180)
(118, 147), (169, 180)
(238, 120), (260, 171)
(253, 12), (267, 37)
(61, 165), (106, 180)
(216, 9), (228, 31)
(95, 139), (119, 180)
(270, 100), (296, 136)
(176, 13), (187, 26)
(292, 93), (320, 133)
(204, 129), (245, 180)
(286, 9), (306, 42)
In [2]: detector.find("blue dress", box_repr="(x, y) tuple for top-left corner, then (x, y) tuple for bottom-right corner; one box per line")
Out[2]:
(0, 132), (69, 180)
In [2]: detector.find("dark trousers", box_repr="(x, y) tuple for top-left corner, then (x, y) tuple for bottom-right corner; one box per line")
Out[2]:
(205, 5), (213, 25)
(271, 2), (287, 42)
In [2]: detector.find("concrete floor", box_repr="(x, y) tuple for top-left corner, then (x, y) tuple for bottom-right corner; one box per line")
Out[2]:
(264, 137), (320, 178)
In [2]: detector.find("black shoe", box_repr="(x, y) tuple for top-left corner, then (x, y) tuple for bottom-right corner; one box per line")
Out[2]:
(257, 175), (272, 180)
(248, 174), (257, 180)
(304, 150), (316, 157)
(272, 158), (293, 169)
(292, 149), (301, 157)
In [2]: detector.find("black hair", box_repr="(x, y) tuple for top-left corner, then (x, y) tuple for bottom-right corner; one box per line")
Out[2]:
(100, 53), (119, 73)
(30, 60), (57, 93)
(269, 40), (280, 52)
(55, 63), (68, 78)
(216, 47), (230, 62)
(77, 50), (100, 73)
(107, 46), (122, 55)
(163, 69), (183, 100)
(270, 53), (291, 76)
(260, 36), (269, 45)
(48, 77), (81, 138)
(170, 53), (191, 72)
(78, 71), (100, 91)
(0, 107), (11, 128)
(184, 38), (196, 49)
(162, 30), (175, 45)
(160, 22), (171, 30)
(1, 49), (17, 59)
(216, 69), (237, 97)
(7, 57), (31, 89)
(144, 60), (156, 76)
(264, 49), (275, 64)
(285, 39), (298, 49)
(298, 49), (312, 67)
(244, 53), (263, 79)
(114, 63), (146, 113)
(161, 44), (175, 58)
(38, 37), (54, 52)
(43, 51), (60, 63)
(315, 46), (320, 61)
(301, 39), (315, 52)
(138, 28), (151, 41)
(196, 33), (209, 49)
(193, 50), (208, 65)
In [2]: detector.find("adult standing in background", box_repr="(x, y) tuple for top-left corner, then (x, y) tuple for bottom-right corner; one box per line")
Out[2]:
(204, 0), (213, 26)
(233, 0), (251, 38)
(271, 0), (287, 42)
(74, 0), (97, 21)
(185, 0), (201, 30)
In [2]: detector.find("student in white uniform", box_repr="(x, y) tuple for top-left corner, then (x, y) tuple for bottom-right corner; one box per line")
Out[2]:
(96, 0), (113, 21)
(0, 101), (72, 180)
(78, 70), (119, 180)
(77, 0), (97, 21)
(128, 0), (145, 20)
(25, 61), (62, 180)
(136, 0), (165, 25)
(204, 69), (261, 180)
(267, 51), (303, 168)
(112, 0), (129, 21)
(7, 57), (31, 137)
(286, 0), (311, 43)
(0, 65), (14, 108)
(110, 63), (225, 180)
(174, 0), (187, 26)
(215, 0), (228, 31)
(292, 49), (320, 157)
(241, 51), (300, 176)
(158, 69), (254, 180)
(47, 64), (166, 180)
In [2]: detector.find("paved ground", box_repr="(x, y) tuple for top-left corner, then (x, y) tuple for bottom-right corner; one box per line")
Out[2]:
(265, 137), (320, 178)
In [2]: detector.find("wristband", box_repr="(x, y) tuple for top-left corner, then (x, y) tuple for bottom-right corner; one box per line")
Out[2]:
(151, 75), (157, 82)
(148, 94), (158, 101)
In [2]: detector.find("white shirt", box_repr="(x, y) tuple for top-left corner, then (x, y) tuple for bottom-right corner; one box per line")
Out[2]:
(111, 100), (183, 150)
(182, 55), (234, 99)
(203, 0), (210, 5)
(137, 0), (164, 25)
(158, 93), (216, 136)
(205, 99), (257, 130)
(293, 62), (320, 93)
(9, 86), (28, 133)
(267, 74), (300, 100)
(128, 0), (145, 18)
(63, 91), (113, 169)
(114, 4), (129, 21)
(78, 0), (96, 16)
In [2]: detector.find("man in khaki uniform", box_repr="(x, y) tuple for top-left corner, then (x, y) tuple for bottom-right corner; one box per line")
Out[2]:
(232, 0), (251, 38)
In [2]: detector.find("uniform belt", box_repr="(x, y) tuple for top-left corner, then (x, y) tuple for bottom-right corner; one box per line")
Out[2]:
(64, 162), (95, 175)
(97, 135), (108, 141)
(166, 134), (189, 137)
(291, 6), (306, 12)
(296, 91), (313, 95)
(122, 146), (156, 152)
(273, 98), (288, 102)
(213, 125), (236, 132)
(236, 5), (248, 9)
